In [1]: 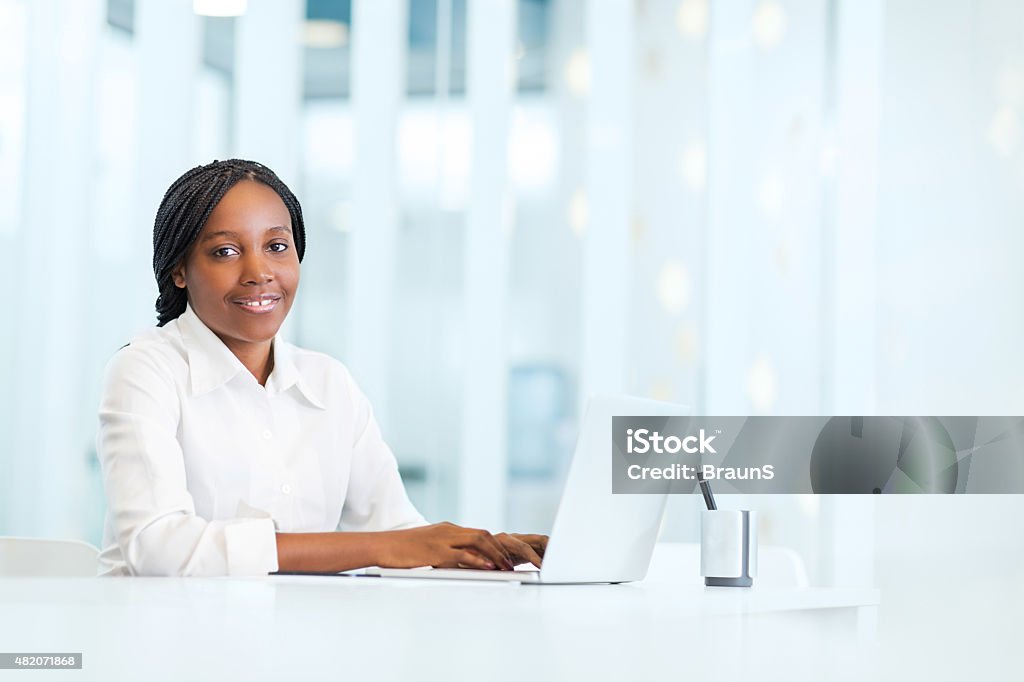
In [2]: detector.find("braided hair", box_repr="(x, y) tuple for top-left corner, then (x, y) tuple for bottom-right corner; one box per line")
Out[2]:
(152, 159), (306, 326)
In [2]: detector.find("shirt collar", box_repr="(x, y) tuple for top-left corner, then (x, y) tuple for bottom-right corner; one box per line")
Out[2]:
(177, 303), (325, 409)
(267, 333), (326, 409)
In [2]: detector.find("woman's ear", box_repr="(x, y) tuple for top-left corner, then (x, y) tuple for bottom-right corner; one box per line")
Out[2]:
(172, 261), (187, 289)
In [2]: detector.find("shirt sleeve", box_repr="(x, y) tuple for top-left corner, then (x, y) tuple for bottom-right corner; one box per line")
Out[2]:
(337, 368), (429, 532)
(97, 347), (279, 577)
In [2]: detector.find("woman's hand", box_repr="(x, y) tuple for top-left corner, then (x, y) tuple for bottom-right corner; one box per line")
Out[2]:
(276, 524), (551, 573)
(494, 533), (548, 569)
(377, 522), (515, 570)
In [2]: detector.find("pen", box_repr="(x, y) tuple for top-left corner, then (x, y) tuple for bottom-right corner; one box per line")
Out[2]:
(698, 473), (717, 511)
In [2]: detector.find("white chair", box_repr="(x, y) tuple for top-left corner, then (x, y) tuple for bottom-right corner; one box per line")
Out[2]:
(0, 537), (100, 577)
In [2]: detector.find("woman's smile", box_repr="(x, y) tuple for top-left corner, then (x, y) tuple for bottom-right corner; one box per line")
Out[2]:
(231, 292), (283, 315)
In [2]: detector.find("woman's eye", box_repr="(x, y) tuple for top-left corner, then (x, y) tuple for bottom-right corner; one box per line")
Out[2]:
(213, 247), (238, 258)
(268, 242), (289, 253)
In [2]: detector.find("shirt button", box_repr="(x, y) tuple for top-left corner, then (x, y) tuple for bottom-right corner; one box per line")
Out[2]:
(262, 429), (272, 440)
(281, 484), (292, 495)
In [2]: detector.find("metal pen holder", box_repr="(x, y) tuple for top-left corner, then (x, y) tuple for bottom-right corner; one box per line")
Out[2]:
(700, 509), (757, 587)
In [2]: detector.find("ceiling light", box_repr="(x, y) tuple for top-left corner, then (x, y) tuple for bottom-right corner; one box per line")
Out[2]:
(752, 0), (786, 50)
(565, 49), (591, 97)
(304, 20), (349, 49)
(568, 189), (588, 236)
(678, 139), (707, 191)
(657, 262), (691, 315)
(676, 0), (709, 40)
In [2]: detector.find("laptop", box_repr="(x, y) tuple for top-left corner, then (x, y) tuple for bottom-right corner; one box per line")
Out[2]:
(353, 395), (686, 584)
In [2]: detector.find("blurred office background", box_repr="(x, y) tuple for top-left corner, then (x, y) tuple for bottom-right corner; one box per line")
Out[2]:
(0, 0), (1022, 591)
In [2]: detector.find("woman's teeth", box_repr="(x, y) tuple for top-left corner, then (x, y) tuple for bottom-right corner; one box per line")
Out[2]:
(234, 298), (279, 312)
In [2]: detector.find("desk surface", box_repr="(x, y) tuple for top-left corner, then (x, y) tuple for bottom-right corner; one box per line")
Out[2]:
(0, 544), (880, 681)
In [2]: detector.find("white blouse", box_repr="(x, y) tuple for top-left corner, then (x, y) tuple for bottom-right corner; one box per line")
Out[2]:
(96, 303), (427, 577)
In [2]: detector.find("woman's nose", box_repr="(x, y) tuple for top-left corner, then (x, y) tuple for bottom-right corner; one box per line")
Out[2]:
(240, 251), (273, 284)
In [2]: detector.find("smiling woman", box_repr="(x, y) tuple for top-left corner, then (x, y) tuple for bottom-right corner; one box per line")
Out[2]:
(96, 159), (546, 577)
(168, 178), (300, 386)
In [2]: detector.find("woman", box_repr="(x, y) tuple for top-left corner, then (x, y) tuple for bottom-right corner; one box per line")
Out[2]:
(96, 159), (546, 576)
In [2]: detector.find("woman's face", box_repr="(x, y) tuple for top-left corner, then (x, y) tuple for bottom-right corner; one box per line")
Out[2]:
(172, 179), (300, 351)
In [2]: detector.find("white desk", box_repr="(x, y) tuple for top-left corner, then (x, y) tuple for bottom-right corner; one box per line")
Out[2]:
(0, 544), (880, 681)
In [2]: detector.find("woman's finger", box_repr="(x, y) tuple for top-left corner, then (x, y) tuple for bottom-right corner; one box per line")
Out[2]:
(483, 532), (516, 570)
(511, 533), (548, 558)
(497, 534), (542, 568)
(460, 529), (514, 570)
(493, 533), (521, 562)
(454, 549), (495, 570)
